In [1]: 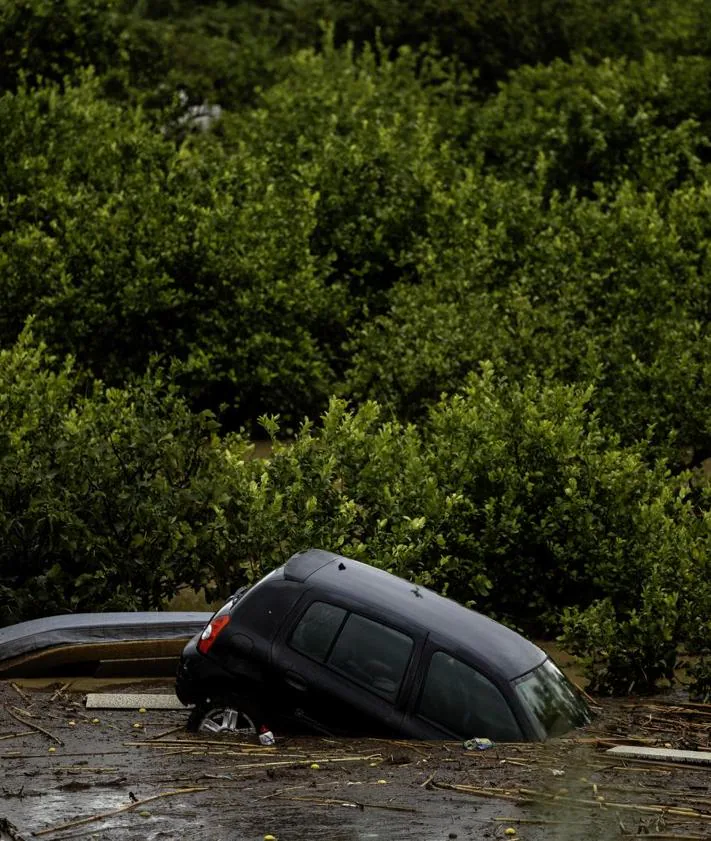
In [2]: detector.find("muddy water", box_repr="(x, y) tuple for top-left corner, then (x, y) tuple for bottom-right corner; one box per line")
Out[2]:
(3, 681), (709, 841)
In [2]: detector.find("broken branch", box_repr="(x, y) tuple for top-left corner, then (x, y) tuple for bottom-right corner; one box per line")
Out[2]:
(5, 707), (63, 746)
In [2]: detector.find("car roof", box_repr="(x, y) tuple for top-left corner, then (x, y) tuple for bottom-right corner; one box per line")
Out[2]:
(284, 549), (546, 681)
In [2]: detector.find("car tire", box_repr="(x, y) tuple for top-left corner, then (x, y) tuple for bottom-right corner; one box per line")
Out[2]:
(187, 694), (265, 736)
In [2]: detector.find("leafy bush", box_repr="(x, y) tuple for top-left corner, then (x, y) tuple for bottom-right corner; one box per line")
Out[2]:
(210, 371), (689, 637)
(562, 506), (711, 695)
(346, 173), (711, 464)
(474, 53), (711, 196)
(303, 0), (711, 88)
(0, 0), (121, 93)
(0, 73), (349, 425)
(0, 331), (234, 623)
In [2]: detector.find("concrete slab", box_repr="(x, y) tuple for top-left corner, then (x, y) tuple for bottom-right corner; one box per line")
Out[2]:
(607, 744), (711, 766)
(85, 692), (188, 710)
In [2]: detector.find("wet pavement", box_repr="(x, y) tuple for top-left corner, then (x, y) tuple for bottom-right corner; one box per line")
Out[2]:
(1, 680), (710, 840)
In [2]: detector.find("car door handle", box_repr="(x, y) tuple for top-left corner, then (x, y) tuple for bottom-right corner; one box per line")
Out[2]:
(284, 671), (308, 692)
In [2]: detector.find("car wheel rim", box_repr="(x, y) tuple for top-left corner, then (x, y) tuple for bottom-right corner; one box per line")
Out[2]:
(200, 705), (257, 735)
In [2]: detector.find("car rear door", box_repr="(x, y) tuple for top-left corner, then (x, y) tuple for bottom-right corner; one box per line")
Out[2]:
(271, 597), (422, 737)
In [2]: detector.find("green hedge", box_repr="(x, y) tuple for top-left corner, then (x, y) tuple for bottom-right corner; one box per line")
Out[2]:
(0, 332), (233, 622)
(4, 0), (711, 695)
(4, 338), (707, 694)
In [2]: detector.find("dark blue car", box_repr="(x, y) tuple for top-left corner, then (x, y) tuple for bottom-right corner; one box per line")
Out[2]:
(176, 548), (591, 740)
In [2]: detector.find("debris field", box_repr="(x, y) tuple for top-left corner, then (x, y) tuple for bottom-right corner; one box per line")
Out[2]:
(1, 681), (711, 841)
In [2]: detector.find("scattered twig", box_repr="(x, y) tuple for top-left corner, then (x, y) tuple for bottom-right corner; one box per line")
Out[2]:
(493, 817), (565, 825)
(5, 707), (64, 746)
(618, 835), (706, 840)
(9, 684), (32, 705)
(50, 684), (72, 703)
(0, 730), (35, 741)
(434, 780), (711, 822)
(420, 772), (436, 788)
(31, 786), (209, 836)
(282, 795), (417, 813)
(147, 725), (185, 741)
(572, 680), (603, 709)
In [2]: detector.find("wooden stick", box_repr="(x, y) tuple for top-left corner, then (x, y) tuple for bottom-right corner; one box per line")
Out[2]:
(618, 835), (706, 840)
(282, 795), (417, 813)
(50, 684), (72, 703)
(147, 725), (185, 741)
(32, 787), (209, 836)
(0, 730), (35, 741)
(493, 818), (565, 825)
(436, 781), (711, 821)
(572, 680), (602, 708)
(5, 707), (63, 746)
(9, 684), (32, 704)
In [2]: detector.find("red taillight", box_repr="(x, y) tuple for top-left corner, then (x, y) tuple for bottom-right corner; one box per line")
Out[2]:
(197, 615), (230, 654)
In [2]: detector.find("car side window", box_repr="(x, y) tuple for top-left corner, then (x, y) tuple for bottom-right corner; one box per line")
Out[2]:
(327, 613), (414, 700)
(289, 602), (346, 662)
(418, 652), (522, 740)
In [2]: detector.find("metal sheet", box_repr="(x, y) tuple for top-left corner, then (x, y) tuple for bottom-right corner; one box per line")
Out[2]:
(0, 612), (211, 661)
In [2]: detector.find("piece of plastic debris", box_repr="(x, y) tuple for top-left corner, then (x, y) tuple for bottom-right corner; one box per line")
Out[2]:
(310, 763), (320, 770)
(259, 726), (276, 746)
(377, 779), (387, 784)
(463, 737), (494, 751)
(91, 718), (100, 724)
(132, 723), (143, 729)
(67, 720), (76, 727)
(48, 747), (56, 753)
(551, 769), (565, 777)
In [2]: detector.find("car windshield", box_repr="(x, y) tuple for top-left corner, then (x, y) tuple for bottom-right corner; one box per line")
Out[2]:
(514, 658), (591, 738)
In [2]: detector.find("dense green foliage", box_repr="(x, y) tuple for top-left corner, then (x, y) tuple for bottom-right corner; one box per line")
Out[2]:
(3, 0), (711, 694)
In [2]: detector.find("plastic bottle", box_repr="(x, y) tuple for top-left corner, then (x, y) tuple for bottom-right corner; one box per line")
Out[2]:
(259, 725), (276, 746)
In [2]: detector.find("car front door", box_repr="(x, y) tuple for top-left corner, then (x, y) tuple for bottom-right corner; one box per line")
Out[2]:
(271, 598), (420, 737)
(401, 636), (526, 741)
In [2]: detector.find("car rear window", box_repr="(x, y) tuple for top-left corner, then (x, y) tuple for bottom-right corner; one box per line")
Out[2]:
(418, 652), (522, 740)
(289, 602), (346, 661)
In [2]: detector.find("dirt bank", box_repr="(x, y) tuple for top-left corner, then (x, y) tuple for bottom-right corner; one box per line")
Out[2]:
(1, 680), (710, 841)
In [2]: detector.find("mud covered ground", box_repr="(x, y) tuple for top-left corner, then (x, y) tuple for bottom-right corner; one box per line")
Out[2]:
(1, 680), (710, 841)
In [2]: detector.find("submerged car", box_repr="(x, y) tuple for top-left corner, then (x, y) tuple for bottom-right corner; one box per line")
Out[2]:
(176, 549), (591, 740)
